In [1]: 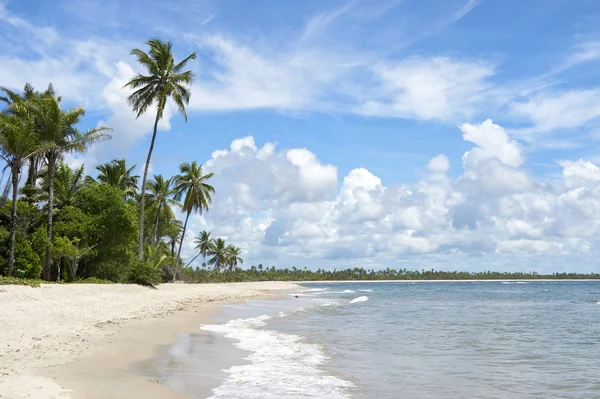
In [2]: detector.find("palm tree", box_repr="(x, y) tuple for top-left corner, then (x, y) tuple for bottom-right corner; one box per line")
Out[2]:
(0, 100), (40, 276)
(225, 245), (243, 271)
(185, 230), (214, 267)
(165, 219), (183, 258)
(124, 38), (197, 261)
(38, 161), (85, 208)
(207, 237), (228, 272)
(88, 159), (138, 198)
(144, 242), (169, 269)
(0, 84), (53, 194)
(174, 161), (214, 269)
(29, 93), (111, 280)
(146, 174), (179, 242)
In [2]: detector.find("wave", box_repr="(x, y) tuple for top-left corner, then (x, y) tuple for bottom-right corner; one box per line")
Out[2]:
(202, 316), (353, 399)
(349, 296), (369, 304)
(501, 281), (529, 285)
(359, 289), (374, 292)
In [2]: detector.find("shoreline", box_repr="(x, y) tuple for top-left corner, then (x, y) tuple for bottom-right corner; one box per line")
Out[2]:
(298, 279), (600, 283)
(0, 282), (301, 399)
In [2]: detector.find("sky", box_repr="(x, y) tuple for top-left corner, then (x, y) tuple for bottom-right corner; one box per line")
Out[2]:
(2, 0), (600, 273)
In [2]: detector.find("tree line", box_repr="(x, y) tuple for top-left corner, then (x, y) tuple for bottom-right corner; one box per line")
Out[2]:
(182, 266), (600, 283)
(0, 39), (244, 284)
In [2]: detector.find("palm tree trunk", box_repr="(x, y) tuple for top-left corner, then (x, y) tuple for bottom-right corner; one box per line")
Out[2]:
(185, 253), (201, 268)
(43, 159), (56, 281)
(152, 206), (161, 243)
(138, 112), (161, 260)
(7, 166), (19, 276)
(176, 210), (191, 272)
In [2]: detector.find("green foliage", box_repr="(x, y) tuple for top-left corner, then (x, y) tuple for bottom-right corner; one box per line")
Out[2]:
(31, 227), (49, 259)
(70, 277), (115, 284)
(73, 183), (138, 281)
(125, 260), (162, 287)
(180, 267), (600, 283)
(88, 158), (139, 198)
(0, 233), (42, 278)
(0, 276), (43, 287)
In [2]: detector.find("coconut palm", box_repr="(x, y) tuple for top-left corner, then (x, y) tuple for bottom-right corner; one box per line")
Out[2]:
(124, 38), (197, 260)
(165, 219), (183, 258)
(206, 237), (227, 272)
(173, 161), (214, 269)
(225, 245), (243, 271)
(38, 161), (85, 209)
(185, 230), (214, 267)
(146, 174), (179, 242)
(0, 84), (54, 191)
(0, 101), (40, 276)
(29, 93), (111, 280)
(88, 159), (138, 198)
(144, 242), (169, 269)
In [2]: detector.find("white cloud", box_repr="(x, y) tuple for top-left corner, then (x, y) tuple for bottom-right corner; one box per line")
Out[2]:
(177, 121), (600, 272)
(358, 57), (495, 121)
(511, 89), (600, 132)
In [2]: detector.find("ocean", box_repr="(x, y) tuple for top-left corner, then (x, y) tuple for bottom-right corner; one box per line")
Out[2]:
(155, 281), (600, 398)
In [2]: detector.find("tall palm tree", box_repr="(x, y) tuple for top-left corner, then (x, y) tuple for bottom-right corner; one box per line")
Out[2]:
(185, 230), (214, 267)
(206, 237), (227, 272)
(174, 161), (214, 269)
(124, 38), (197, 260)
(30, 93), (111, 280)
(146, 174), (179, 242)
(88, 159), (138, 198)
(0, 102), (40, 276)
(225, 245), (243, 271)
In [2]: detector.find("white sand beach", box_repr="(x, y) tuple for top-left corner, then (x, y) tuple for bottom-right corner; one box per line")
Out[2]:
(0, 282), (300, 399)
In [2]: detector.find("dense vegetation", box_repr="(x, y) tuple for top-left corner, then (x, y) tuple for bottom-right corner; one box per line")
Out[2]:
(0, 39), (243, 285)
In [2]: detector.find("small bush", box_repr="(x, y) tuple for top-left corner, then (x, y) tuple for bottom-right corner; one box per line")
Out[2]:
(125, 261), (161, 288)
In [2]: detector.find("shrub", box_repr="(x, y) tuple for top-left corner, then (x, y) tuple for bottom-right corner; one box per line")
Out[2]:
(124, 261), (161, 287)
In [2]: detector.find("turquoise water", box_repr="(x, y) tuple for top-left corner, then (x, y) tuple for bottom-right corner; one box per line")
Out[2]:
(170, 282), (600, 398)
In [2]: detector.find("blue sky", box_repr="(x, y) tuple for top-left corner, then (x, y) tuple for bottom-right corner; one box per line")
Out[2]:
(3, 0), (600, 272)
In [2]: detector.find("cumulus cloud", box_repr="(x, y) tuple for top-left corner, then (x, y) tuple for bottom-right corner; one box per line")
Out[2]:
(178, 121), (600, 273)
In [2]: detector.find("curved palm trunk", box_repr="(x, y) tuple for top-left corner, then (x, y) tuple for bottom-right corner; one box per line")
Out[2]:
(43, 159), (55, 281)
(175, 210), (191, 279)
(138, 112), (161, 260)
(7, 166), (19, 276)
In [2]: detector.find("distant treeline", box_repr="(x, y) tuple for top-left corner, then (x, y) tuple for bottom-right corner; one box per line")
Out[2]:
(182, 266), (600, 283)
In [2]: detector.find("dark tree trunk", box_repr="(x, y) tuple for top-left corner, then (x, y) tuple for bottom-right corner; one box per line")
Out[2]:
(153, 206), (161, 243)
(175, 210), (191, 279)
(43, 159), (56, 281)
(7, 165), (20, 276)
(138, 112), (161, 260)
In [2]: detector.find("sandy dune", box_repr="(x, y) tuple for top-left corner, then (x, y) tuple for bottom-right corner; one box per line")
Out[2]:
(0, 282), (300, 399)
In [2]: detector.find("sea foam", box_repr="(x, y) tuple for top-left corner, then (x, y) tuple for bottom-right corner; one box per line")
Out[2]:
(349, 296), (369, 304)
(202, 316), (353, 399)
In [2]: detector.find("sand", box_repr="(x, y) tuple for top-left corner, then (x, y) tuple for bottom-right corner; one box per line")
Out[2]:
(0, 282), (301, 399)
